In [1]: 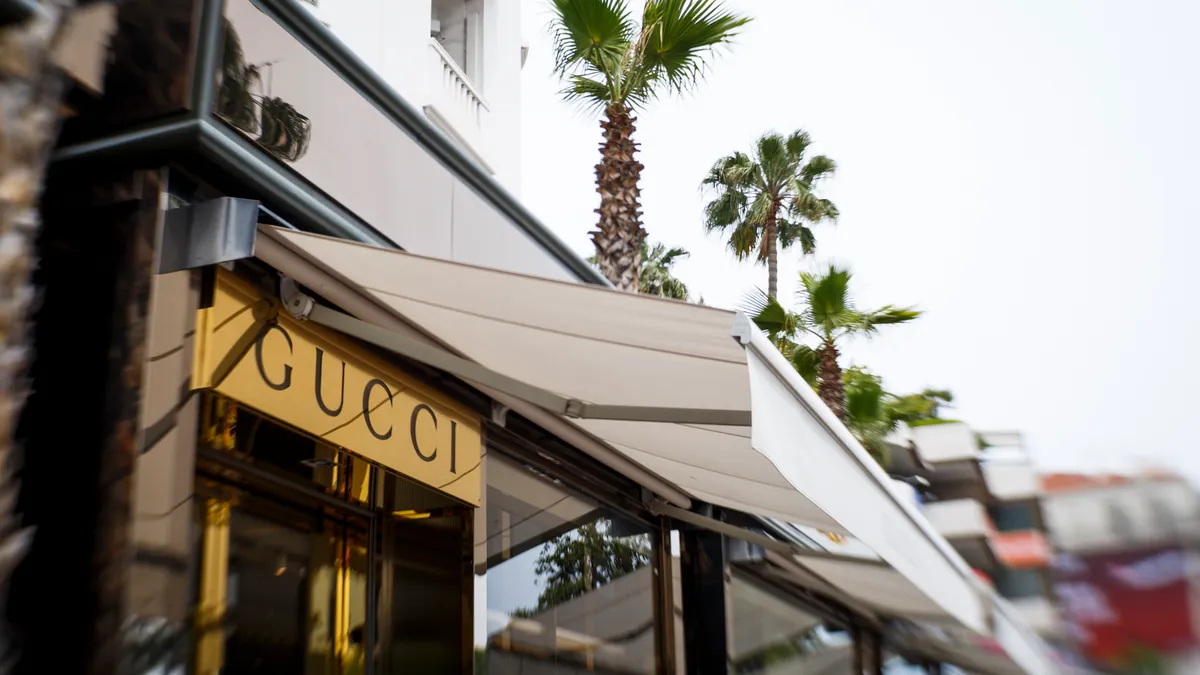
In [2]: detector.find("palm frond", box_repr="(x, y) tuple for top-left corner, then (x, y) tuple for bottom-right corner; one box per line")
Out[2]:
(776, 219), (816, 255)
(637, 0), (750, 96)
(798, 264), (853, 330)
(726, 220), (760, 261)
(800, 154), (837, 185)
(701, 151), (756, 191)
(548, 0), (635, 76)
(702, 188), (746, 230)
(784, 130), (813, 161)
(742, 288), (801, 341)
(640, 242), (690, 300)
(755, 132), (791, 187)
(790, 193), (840, 223)
(789, 344), (820, 388)
(658, 246), (689, 266)
(921, 388), (954, 404)
(560, 74), (616, 111)
(858, 305), (921, 331)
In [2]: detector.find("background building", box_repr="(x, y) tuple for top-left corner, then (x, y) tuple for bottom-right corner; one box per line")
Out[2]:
(1042, 470), (1200, 673)
(888, 425), (1061, 642)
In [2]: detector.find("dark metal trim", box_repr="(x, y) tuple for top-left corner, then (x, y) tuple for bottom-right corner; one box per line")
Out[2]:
(365, 466), (379, 675)
(196, 446), (376, 518)
(248, 0), (608, 286)
(53, 116), (202, 164)
(191, 0), (227, 113)
(197, 120), (394, 246)
(0, 0), (37, 28)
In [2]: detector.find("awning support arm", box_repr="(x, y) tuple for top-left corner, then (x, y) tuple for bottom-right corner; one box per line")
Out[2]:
(296, 300), (752, 426)
(650, 500), (890, 568)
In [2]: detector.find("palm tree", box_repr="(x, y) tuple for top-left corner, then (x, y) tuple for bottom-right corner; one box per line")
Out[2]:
(701, 130), (838, 299)
(842, 367), (898, 466)
(590, 241), (690, 300)
(747, 264), (919, 420)
(548, 0), (749, 291)
(842, 369), (956, 467)
(637, 242), (690, 300)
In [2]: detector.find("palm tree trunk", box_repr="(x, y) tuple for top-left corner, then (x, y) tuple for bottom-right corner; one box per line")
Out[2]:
(0, 0), (72, 662)
(592, 103), (645, 292)
(817, 341), (846, 420)
(765, 200), (779, 298)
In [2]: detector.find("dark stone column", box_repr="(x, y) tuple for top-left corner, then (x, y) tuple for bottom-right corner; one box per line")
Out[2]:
(11, 167), (163, 675)
(853, 626), (884, 675)
(679, 529), (731, 675)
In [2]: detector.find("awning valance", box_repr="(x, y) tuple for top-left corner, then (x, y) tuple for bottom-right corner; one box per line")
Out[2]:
(253, 226), (987, 633)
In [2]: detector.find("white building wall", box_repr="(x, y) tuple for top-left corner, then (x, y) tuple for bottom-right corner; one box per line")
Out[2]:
(1045, 479), (1200, 553)
(307, 0), (522, 191)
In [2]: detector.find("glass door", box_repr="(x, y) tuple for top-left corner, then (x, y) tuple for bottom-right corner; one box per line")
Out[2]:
(194, 396), (372, 675)
(194, 487), (370, 675)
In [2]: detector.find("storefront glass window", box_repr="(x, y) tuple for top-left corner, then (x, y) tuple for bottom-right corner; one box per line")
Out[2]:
(882, 655), (969, 674)
(729, 572), (853, 674)
(477, 453), (657, 674)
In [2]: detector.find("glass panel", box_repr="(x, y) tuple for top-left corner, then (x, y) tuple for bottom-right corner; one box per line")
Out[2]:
(730, 573), (853, 674)
(993, 568), (1045, 600)
(989, 503), (1036, 532)
(218, 0), (456, 257)
(883, 655), (970, 674)
(224, 508), (328, 674)
(193, 406), (371, 675)
(480, 454), (657, 674)
(228, 404), (338, 492)
(374, 469), (469, 674)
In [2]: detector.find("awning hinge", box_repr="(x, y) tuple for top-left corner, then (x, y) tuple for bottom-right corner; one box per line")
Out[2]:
(279, 275), (314, 320)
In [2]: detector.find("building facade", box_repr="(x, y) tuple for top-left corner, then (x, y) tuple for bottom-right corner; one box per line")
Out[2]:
(5, 1), (1064, 673)
(1042, 471), (1200, 674)
(889, 425), (1061, 643)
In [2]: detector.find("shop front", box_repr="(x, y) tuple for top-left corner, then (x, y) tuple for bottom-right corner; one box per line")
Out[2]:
(187, 267), (482, 673)
(9, 0), (1065, 673)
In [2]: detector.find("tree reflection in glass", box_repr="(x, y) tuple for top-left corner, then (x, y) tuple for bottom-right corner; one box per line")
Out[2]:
(482, 454), (656, 674)
(216, 22), (312, 163)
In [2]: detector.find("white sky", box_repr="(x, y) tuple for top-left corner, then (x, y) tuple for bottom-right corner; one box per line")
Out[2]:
(517, 0), (1200, 479)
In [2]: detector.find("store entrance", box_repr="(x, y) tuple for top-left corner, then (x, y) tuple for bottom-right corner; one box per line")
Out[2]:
(219, 494), (369, 675)
(194, 395), (472, 675)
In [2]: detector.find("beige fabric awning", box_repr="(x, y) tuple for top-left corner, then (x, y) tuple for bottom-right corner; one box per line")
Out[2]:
(254, 226), (988, 633)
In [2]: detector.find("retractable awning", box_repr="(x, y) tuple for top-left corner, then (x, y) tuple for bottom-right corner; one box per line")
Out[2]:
(253, 226), (987, 633)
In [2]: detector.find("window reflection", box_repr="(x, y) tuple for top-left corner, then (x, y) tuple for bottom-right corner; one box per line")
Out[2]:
(480, 454), (656, 674)
(730, 573), (853, 674)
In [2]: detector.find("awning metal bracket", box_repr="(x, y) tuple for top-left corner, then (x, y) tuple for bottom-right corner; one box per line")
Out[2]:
(158, 197), (260, 274)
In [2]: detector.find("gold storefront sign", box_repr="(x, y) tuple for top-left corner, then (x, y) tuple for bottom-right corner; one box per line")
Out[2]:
(193, 270), (482, 505)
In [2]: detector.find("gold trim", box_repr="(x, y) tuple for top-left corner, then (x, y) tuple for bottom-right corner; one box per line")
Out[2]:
(195, 499), (231, 675)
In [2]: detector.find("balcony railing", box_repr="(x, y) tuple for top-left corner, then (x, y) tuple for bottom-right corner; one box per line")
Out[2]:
(983, 460), (1040, 501)
(923, 498), (992, 539)
(1008, 596), (1061, 637)
(425, 38), (491, 169)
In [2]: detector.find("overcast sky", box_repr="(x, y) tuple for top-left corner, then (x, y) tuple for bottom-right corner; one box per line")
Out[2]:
(516, 0), (1200, 479)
